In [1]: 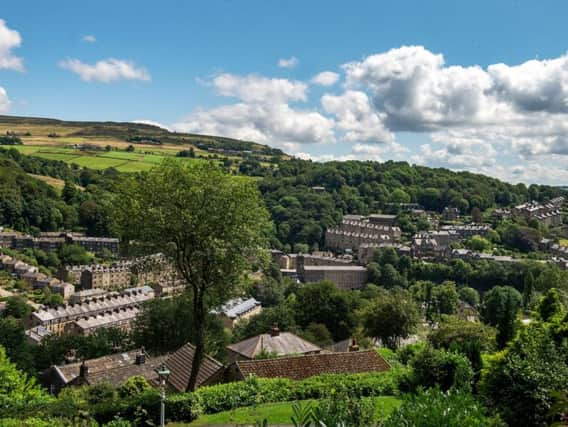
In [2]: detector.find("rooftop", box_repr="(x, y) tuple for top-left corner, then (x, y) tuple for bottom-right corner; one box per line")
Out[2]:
(214, 297), (261, 319)
(164, 343), (225, 392)
(235, 350), (390, 381)
(52, 349), (167, 387)
(227, 330), (321, 359)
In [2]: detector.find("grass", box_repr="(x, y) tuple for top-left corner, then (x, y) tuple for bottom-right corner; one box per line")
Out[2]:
(5, 144), (216, 173)
(173, 397), (401, 426)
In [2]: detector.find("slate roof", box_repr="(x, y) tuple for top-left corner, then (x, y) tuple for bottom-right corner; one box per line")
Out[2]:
(227, 332), (321, 359)
(164, 343), (225, 392)
(213, 297), (261, 319)
(235, 350), (390, 381)
(32, 287), (154, 323)
(53, 350), (168, 387)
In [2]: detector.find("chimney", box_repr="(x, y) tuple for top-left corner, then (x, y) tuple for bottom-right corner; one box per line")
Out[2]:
(270, 324), (280, 337)
(348, 337), (359, 352)
(64, 349), (77, 364)
(79, 361), (89, 379)
(135, 348), (146, 365)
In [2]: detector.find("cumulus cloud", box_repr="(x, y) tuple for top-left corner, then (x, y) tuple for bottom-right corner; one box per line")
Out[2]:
(0, 19), (24, 71)
(82, 34), (96, 43)
(277, 56), (299, 68)
(211, 73), (307, 103)
(311, 71), (340, 86)
(59, 58), (150, 83)
(173, 102), (334, 146)
(343, 45), (496, 131)
(328, 45), (568, 183)
(0, 87), (10, 113)
(322, 90), (394, 144)
(173, 73), (334, 147)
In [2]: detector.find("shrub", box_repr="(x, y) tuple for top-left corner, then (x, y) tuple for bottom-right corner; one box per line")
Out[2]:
(193, 370), (402, 414)
(480, 322), (568, 427)
(119, 376), (152, 398)
(409, 346), (473, 392)
(383, 389), (502, 427)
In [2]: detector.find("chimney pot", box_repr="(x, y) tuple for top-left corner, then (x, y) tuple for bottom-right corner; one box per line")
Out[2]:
(348, 337), (359, 352)
(135, 352), (146, 365)
(79, 361), (89, 378)
(270, 324), (280, 337)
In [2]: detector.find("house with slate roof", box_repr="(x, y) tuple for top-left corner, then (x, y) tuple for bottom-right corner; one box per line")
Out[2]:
(226, 326), (321, 362)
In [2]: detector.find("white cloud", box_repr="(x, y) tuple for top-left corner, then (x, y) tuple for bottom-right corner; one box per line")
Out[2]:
(211, 73), (307, 103)
(311, 71), (340, 86)
(173, 102), (334, 146)
(131, 119), (171, 131)
(343, 45), (496, 131)
(278, 56), (299, 68)
(0, 19), (24, 71)
(0, 87), (10, 113)
(82, 35), (96, 43)
(412, 140), (497, 170)
(59, 58), (150, 83)
(173, 73), (334, 147)
(322, 90), (394, 143)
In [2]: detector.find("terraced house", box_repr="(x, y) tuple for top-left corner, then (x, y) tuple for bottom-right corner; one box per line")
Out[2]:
(28, 286), (154, 336)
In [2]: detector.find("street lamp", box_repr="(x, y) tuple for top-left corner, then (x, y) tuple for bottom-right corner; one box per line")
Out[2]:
(155, 363), (171, 427)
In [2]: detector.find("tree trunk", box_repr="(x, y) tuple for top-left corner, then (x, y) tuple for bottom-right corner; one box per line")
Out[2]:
(186, 292), (205, 392)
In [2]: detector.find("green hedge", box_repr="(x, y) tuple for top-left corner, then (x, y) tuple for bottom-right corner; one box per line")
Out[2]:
(194, 369), (403, 414)
(19, 369), (402, 425)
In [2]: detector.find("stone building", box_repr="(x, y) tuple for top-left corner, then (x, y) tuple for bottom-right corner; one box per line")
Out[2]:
(296, 254), (367, 290)
(66, 306), (140, 336)
(29, 286), (154, 335)
(442, 207), (460, 221)
(213, 297), (262, 329)
(512, 201), (563, 227)
(325, 216), (401, 253)
(80, 264), (132, 290)
(0, 231), (119, 256)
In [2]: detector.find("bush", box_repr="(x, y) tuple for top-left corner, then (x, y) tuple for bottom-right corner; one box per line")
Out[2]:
(383, 389), (502, 427)
(409, 346), (474, 392)
(119, 376), (152, 398)
(193, 370), (402, 414)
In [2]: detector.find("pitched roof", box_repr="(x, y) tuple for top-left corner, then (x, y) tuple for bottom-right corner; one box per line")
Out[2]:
(164, 343), (225, 392)
(235, 350), (390, 381)
(227, 332), (321, 359)
(53, 350), (168, 387)
(213, 297), (261, 319)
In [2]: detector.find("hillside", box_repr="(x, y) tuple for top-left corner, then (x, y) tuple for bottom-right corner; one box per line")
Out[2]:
(0, 115), (284, 172)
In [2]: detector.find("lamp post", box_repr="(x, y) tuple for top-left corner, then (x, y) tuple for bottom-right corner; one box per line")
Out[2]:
(156, 363), (171, 427)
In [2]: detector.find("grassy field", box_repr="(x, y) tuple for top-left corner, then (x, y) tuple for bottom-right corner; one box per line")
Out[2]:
(0, 115), (286, 173)
(171, 397), (401, 426)
(560, 239), (568, 247)
(7, 144), (211, 172)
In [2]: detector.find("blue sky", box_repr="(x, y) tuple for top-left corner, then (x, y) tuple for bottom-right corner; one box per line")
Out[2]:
(1, 0), (568, 185)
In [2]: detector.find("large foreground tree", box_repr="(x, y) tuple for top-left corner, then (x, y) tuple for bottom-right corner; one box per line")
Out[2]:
(114, 161), (270, 390)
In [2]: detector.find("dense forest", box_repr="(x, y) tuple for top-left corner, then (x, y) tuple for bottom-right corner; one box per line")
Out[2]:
(257, 159), (566, 249)
(0, 147), (566, 250)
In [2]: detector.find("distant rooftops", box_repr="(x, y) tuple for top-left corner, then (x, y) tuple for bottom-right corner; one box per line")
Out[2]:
(213, 297), (261, 319)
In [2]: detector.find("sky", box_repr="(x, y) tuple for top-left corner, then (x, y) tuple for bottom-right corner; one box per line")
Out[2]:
(1, 0), (568, 185)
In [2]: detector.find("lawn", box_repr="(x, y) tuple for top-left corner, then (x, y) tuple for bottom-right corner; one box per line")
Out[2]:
(172, 396), (401, 427)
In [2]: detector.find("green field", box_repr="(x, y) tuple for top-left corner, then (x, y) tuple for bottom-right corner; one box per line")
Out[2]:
(6, 144), (209, 172)
(171, 397), (401, 426)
